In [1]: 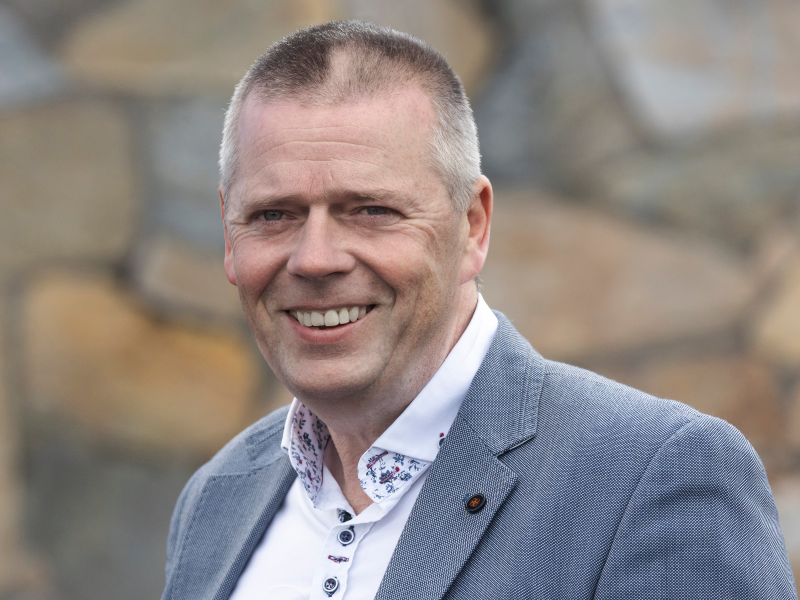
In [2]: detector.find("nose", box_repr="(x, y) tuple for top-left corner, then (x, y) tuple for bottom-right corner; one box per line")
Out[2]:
(286, 207), (356, 279)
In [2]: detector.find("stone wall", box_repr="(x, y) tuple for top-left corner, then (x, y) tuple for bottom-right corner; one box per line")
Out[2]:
(0, 0), (798, 598)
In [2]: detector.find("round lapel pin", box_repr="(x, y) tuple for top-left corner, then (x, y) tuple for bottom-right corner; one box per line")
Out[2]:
(465, 493), (486, 513)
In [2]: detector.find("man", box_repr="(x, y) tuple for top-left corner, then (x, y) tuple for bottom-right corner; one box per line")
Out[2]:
(162, 21), (796, 600)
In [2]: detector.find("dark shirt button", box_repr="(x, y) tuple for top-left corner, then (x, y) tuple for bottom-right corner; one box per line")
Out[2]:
(337, 527), (355, 545)
(323, 577), (339, 595)
(465, 493), (486, 513)
(438, 435), (446, 448)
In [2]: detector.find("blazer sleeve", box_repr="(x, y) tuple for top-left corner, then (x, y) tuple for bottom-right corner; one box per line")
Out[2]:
(593, 414), (797, 599)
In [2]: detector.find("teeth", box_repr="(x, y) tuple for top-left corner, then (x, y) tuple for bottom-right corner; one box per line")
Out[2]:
(292, 306), (370, 329)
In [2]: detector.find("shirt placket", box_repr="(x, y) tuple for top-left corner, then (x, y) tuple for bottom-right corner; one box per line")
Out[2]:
(311, 520), (376, 599)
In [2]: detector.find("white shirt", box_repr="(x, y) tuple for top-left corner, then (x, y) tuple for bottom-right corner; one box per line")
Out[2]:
(229, 296), (498, 600)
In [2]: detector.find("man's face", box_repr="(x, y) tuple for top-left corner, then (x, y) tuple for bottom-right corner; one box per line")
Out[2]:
(222, 87), (484, 406)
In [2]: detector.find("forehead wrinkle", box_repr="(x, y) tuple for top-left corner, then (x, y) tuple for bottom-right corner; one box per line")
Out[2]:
(249, 157), (405, 172)
(258, 125), (399, 145)
(257, 139), (402, 159)
(260, 122), (397, 134)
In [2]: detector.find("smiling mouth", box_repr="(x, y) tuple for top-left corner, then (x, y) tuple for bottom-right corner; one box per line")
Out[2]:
(289, 305), (373, 329)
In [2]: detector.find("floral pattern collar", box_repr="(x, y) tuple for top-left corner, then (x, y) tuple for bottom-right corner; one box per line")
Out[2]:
(282, 401), (431, 507)
(280, 295), (499, 508)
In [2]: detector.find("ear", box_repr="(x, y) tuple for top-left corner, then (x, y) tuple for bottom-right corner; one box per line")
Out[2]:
(459, 175), (492, 285)
(220, 189), (237, 286)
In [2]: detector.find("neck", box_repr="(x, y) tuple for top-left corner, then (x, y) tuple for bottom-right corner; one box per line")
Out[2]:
(324, 431), (373, 514)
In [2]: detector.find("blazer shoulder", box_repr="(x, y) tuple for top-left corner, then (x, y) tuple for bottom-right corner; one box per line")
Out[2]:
(594, 412), (793, 599)
(536, 358), (711, 459)
(481, 312), (704, 456)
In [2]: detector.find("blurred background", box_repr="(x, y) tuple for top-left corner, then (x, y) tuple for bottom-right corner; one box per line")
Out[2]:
(0, 0), (799, 597)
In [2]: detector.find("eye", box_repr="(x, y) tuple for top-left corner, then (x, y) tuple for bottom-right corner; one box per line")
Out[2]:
(260, 210), (284, 221)
(361, 206), (390, 216)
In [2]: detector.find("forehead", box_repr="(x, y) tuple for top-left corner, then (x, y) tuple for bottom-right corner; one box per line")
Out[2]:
(232, 87), (440, 204)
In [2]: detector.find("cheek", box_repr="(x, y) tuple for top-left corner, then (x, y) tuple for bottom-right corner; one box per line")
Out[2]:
(232, 237), (285, 297)
(370, 238), (458, 307)
(391, 218), (461, 278)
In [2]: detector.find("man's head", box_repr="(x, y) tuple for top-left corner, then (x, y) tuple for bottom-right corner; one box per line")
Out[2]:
(220, 20), (480, 212)
(219, 22), (492, 425)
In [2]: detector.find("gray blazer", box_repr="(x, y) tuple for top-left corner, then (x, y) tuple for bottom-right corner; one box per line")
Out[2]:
(162, 313), (797, 600)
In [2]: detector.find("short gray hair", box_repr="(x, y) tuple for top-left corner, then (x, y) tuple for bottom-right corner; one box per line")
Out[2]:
(219, 21), (481, 212)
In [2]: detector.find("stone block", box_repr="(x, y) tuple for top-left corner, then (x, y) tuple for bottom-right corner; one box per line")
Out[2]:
(24, 426), (199, 600)
(23, 272), (259, 456)
(0, 101), (138, 270)
(483, 0), (560, 40)
(8, 0), (116, 35)
(475, 2), (637, 187)
(754, 226), (800, 289)
(588, 0), (800, 141)
(0, 5), (64, 110)
(145, 98), (227, 249)
(594, 131), (800, 242)
(0, 298), (29, 594)
(474, 0), (800, 245)
(340, 0), (495, 95)
(481, 191), (758, 360)
(752, 256), (800, 369)
(133, 236), (242, 322)
(605, 354), (784, 462)
(58, 0), (342, 96)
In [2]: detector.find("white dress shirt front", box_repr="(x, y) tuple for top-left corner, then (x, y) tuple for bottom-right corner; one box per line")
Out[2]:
(229, 296), (498, 600)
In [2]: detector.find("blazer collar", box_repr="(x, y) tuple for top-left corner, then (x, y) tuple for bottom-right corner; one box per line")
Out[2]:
(457, 311), (543, 455)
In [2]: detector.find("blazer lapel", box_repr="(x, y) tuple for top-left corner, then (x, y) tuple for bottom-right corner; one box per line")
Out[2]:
(168, 454), (296, 600)
(375, 414), (518, 600)
(375, 313), (544, 600)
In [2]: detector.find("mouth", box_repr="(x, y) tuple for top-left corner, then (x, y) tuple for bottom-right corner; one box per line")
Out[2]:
(288, 305), (374, 329)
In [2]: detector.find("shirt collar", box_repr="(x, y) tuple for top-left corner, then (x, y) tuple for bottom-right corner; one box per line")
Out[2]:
(281, 295), (498, 507)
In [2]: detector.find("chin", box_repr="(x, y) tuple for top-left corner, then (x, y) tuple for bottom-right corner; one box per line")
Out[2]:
(279, 361), (380, 405)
